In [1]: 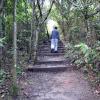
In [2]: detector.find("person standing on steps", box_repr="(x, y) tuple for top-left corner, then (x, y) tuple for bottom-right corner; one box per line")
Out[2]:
(51, 26), (60, 53)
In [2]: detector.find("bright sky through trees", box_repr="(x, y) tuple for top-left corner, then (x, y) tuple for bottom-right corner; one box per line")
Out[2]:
(44, 0), (58, 34)
(47, 19), (58, 34)
(44, 0), (50, 8)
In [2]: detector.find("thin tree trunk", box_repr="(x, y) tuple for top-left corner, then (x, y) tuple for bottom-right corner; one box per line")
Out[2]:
(10, 0), (18, 98)
(13, 0), (17, 83)
(86, 19), (96, 47)
(29, 0), (36, 63)
(24, 0), (30, 53)
(33, 29), (39, 62)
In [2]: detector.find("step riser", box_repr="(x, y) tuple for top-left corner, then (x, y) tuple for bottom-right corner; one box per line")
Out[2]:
(35, 61), (66, 65)
(39, 46), (65, 47)
(38, 44), (64, 46)
(38, 51), (65, 53)
(26, 66), (74, 72)
(38, 48), (65, 51)
(37, 56), (65, 61)
(38, 52), (65, 54)
(38, 48), (65, 50)
(38, 42), (64, 45)
(37, 54), (65, 56)
(38, 45), (64, 48)
(38, 50), (65, 52)
(37, 55), (65, 57)
(38, 48), (64, 49)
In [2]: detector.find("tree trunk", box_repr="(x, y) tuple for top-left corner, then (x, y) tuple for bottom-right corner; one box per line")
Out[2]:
(24, 0), (30, 53)
(86, 19), (96, 47)
(10, 0), (18, 97)
(13, 0), (17, 83)
(29, 0), (38, 64)
(33, 29), (39, 62)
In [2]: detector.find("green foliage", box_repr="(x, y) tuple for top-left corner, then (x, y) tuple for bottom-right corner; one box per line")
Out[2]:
(0, 40), (4, 47)
(5, 15), (13, 43)
(70, 26), (80, 34)
(16, 66), (22, 76)
(10, 84), (19, 96)
(65, 43), (80, 63)
(75, 43), (97, 64)
(94, 41), (100, 50)
(5, 0), (13, 15)
(74, 42), (100, 88)
(74, 42), (100, 72)
(69, 26), (81, 42)
(5, 0), (32, 44)
(75, 43), (89, 55)
(94, 20), (100, 30)
(49, 6), (62, 21)
(0, 69), (6, 85)
(0, 37), (6, 47)
(17, 0), (32, 22)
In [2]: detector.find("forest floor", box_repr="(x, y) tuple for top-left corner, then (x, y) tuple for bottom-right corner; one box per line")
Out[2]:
(17, 40), (100, 100)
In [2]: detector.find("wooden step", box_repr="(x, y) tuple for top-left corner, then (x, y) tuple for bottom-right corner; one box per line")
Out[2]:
(37, 56), (66, 61)
(38, 50), (65, 53)
(39, 41), (64, 43)
(26, 64), (73, 72)
(38, 49), (65, 51)
(38, 45), (64, 48)
(38, 48), (65, 51)
(35, 60), (66, 64)
(38, 43), (64, 45)
(38, 41), (64, 45)
(38, 47), (65, 50)
(37, 53), (65, 56)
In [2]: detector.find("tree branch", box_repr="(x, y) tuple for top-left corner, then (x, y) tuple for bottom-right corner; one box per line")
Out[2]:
(68, 0), (79, 7)
(88, 8), (100, 18)
(54, 0), (71, 20)
(37, 0), (42, 18)
(40, 0), (54, 25)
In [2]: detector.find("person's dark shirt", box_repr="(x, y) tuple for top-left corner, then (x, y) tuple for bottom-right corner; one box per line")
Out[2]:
(51, 29), (59, 39)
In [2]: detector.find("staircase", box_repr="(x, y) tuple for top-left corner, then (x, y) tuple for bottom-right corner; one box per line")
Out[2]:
(27, 40), (73, 72)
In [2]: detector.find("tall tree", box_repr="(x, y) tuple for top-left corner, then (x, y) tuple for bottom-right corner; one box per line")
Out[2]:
(10, 0), (18, 97)
(29, 0), (54, 63)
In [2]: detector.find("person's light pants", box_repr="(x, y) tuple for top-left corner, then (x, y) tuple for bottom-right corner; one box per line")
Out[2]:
(51, 39), (58, 51)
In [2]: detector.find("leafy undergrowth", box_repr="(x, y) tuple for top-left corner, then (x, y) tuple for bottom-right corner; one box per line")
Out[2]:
(65, 41), (100, 96)
(0, 50), (26, 99)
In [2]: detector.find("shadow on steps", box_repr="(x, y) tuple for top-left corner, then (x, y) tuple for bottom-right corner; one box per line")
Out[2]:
(24, 64), (75, 73)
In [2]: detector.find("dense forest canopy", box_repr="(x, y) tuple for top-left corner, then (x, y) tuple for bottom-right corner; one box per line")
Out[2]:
(0, 0), (100, 99)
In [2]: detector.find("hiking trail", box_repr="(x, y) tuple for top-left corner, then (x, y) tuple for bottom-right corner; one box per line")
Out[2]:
(18, 40), (100, 100)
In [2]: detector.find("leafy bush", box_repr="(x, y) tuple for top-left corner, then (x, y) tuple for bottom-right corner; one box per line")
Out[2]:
(0, 37), (6, 47)
(69, 26), (81, 42)
(94, 20), (100, 31)
(70, 26), (80, 34)
(16, 66), (22, 76)
(10, 84), (19, 96)
(75, 43), (97, 64)
(74, 43), (99, 67)
(65, 43), (81, 63)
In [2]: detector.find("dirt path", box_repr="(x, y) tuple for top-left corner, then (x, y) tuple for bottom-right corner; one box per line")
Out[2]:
(17, 40), (100, 100)
(18, 70), (100, 100)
